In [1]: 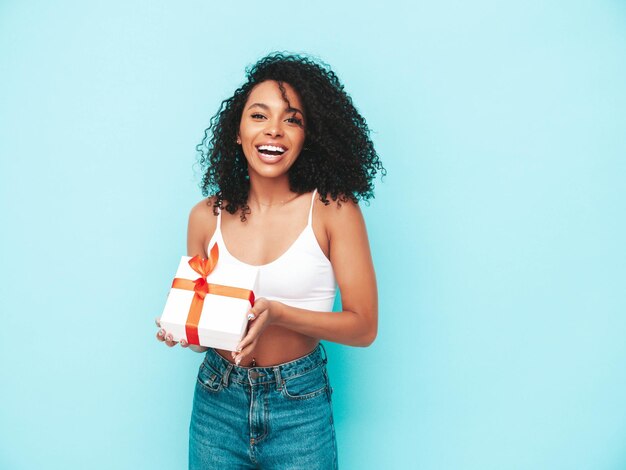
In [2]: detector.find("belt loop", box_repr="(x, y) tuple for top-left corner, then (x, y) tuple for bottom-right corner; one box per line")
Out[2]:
(319, 342), (328, 365)
(273, 366), (282, 391)
(222, 363), (233, 387)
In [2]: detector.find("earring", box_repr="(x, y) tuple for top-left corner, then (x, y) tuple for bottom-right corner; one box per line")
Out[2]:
(236, 138), (241, 145)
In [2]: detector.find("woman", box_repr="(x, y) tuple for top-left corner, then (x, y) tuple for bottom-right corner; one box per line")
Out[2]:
(157, 53), (383, 469)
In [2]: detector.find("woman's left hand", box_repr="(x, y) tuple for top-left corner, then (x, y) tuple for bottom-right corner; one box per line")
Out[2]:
(232, 298), (275, 365)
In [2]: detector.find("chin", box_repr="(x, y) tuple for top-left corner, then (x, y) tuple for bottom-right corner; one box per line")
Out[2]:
(248, 160), (296, 179)
(247, 166), (286, 180)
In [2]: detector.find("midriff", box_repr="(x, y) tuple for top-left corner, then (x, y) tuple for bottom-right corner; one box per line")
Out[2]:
(215, 325), (319, 367)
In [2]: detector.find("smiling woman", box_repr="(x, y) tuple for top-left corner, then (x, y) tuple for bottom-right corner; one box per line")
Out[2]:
(156, 53), (384, 469)
(238, 81), (306, 178)
(196, 53), (384, 221)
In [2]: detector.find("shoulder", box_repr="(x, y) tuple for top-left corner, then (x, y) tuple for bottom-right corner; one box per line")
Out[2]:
(188, 196), (219, 232)
(316, 193), (363, 219)
(315, 193), (365, 234)
(187, 197), (220, 258)
(189, 196), (218, 218)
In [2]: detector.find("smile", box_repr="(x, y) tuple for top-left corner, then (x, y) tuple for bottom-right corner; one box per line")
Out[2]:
(256, 144), (287, 159)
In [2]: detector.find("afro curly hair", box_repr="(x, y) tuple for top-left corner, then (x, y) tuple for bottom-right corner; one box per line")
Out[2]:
(196, 52), (385, 220)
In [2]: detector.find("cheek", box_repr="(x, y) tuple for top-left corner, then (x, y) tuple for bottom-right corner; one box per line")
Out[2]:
(291, 130), (306, 149)
(238, 127), (251, 141)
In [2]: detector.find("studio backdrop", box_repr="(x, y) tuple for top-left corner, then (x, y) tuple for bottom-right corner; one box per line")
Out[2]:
(1, 1), (625, 469)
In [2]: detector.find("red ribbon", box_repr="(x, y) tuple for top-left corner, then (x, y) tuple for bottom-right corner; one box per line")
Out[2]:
(171, 244), (255, 345)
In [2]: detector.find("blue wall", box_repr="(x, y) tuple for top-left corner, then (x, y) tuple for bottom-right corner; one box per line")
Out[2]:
(1, 1), (625, 468)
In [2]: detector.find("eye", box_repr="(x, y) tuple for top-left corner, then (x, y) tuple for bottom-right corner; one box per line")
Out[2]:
(286, 116), (304, 126)
(250, 113), (266, 119)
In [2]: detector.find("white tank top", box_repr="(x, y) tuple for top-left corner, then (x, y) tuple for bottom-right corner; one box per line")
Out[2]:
(208, 190), (337, 312)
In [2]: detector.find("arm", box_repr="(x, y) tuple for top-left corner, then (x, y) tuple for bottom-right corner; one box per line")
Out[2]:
(276, 199), (377, 345)
(235, 200), (378, 362)
(156, 198), (216, 352)
(186, 198), (215, 260)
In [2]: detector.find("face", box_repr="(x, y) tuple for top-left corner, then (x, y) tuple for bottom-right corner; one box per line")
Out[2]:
(238, 80), (306, 181)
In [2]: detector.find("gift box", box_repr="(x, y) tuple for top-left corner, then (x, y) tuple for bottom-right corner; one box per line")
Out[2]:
(160, 244), (258, 351)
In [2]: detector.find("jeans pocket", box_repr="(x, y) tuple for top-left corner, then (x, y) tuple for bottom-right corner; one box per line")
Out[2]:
(197, 362), (223, 393)
(281, 365), (328, 401)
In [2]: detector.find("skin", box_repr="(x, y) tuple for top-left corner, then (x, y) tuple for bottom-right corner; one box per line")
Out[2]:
(156, 80), (378, 366)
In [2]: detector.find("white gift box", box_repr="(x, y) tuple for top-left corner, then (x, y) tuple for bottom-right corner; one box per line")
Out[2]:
(160, 253), (259, 351)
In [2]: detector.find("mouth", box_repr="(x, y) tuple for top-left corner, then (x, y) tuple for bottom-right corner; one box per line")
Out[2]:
(255, 144), (288, 162)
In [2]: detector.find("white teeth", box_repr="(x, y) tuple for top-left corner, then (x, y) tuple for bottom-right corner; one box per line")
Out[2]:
(257, 145), (286, 153)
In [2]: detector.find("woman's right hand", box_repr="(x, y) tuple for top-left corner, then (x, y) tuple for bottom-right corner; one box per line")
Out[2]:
(155, 317), (208, 353)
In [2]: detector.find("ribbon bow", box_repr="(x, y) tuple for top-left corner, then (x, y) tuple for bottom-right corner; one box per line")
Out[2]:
(171, 243), (255, 346)
(188, 244), (219, 300)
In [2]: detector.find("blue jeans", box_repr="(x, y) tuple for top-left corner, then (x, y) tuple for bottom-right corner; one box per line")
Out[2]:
(189, 345), (338, 469)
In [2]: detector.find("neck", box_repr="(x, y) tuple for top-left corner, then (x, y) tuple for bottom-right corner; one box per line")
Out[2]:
(247, 174), (296, 207)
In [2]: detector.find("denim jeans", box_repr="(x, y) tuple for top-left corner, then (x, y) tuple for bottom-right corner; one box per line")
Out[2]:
(189, 345), (338, 469)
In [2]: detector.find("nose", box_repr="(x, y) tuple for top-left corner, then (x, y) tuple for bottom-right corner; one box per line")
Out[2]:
(264, 118), (283, 138)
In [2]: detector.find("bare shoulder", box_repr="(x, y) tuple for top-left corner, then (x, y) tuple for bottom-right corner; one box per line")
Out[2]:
(187, 196), (219, 257)
(316, 194), (365, 232)
(189, 196), (218, 227)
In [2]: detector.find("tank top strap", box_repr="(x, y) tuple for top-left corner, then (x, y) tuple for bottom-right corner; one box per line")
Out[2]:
(307, 189), (318, 226)
(215, 204), (222, 231)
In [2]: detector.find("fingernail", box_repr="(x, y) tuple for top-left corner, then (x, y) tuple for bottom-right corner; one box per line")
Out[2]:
(158, 330), (165, 337)
(180, 339), (187, 347)
(247, 313), (255, 321)
(166, 335), (173, 342)
(235, 357), (241, 366)
(154, 317), (161, 327)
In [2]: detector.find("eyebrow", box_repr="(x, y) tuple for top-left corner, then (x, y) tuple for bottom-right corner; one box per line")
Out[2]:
(247, 102), (304, 116)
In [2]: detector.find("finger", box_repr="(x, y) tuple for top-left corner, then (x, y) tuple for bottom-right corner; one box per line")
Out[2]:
(234, 340), (257, 365)
(180, 339), (189, 348)
(235, 328), (259, 360)
(247, 311), (256, 321)
(156, 329), (166, 342)
(248, 299), (268, 317)
(155, 317), (161, 328)
(236, 332), (253, 355)
(237, 313), (267, 351)
(165, 334), (178, 348)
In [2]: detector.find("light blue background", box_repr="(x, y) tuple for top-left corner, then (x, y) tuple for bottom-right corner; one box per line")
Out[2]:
(1, 1), (625, 469)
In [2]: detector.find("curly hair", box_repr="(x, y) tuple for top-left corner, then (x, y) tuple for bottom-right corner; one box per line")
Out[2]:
(196, 52), (385, 220)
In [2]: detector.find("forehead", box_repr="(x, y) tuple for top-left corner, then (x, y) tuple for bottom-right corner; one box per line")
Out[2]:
(245, 80), (303, 111)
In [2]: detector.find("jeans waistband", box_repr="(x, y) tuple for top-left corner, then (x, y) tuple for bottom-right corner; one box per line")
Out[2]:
(202, 344), (327, 387)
